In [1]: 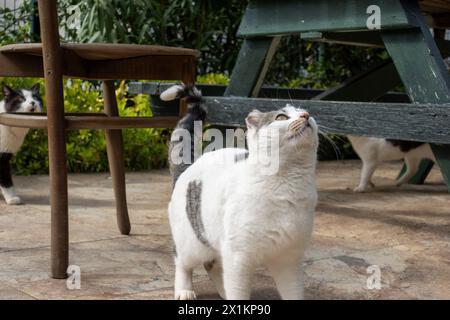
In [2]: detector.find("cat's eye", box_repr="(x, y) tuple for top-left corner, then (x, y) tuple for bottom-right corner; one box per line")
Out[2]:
(275, 114), (289, 121)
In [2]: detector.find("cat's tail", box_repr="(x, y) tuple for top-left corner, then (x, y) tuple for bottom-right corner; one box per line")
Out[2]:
(160, 83), (206, 188)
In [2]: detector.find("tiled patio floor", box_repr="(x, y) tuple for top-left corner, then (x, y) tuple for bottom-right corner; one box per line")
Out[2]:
(0, 160), (448, 299)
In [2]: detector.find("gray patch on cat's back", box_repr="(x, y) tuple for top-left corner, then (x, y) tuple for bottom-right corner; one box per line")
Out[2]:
(186, 180), (211, 247)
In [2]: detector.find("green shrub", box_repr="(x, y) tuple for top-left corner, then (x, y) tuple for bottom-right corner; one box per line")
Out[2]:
(196, 73), (230, 85)
(0, 2), (34, 45)
(57, 0), (246, 76)
(0, 77), (168, 175)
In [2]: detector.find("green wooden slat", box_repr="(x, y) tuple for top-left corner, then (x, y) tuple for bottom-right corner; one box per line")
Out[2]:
(238, 0), (414, 37)
(129, 82), (411, 103)
(203, 96), (450, 144)
(382, 31), (450, 103)
(225, 37), (280, 97)
(301, 31), (384, 48)
(313, 60), (402, 102)
(301, 31), (450, 56)
(382, 0), (450, 189)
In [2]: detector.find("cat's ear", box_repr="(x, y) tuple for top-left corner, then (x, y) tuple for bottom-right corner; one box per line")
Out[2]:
(2, 85), (16, 97)
(245, 109), (262, 129)
(31, 83), (40, 95)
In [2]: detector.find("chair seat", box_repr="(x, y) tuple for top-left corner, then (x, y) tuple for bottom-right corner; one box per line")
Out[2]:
(0, 43), (199, 80)
(0, 43), (200, 60)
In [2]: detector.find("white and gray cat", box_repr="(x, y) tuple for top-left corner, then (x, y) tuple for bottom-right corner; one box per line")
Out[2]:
(348, 135), (435, 192)
(161, 84), (319, 300)
(0, 84), (42, 204)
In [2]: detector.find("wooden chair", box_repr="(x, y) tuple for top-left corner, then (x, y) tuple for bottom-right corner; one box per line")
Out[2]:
(0, 0), (199, 279)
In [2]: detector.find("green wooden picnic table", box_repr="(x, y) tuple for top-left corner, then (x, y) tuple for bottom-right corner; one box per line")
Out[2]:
(200, 0), (450, 191)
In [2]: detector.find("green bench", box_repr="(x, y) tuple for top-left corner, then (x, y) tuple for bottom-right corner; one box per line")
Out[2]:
(211, 0), (450, 190)
(133, 0), (450, 191)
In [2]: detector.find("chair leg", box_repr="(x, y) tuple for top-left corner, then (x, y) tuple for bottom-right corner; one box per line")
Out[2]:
(49, 135), (69, 279)
(46, 83), (69, 279)
(102, 81), (131, 235)
(37, 0), (69, 279)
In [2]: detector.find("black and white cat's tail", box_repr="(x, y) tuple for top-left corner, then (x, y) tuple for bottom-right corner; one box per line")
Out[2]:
(161, 83), (206, 188)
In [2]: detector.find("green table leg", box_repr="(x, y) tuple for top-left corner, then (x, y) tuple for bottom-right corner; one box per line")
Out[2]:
(225, 37), (280, 97)
(398, 159), (435, 184)
(381, 0), (450, 191)
(431, 145), (450, 188)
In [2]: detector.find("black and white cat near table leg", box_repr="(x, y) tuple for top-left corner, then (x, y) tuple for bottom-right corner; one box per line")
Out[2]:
(0, 84), (43, 205)
(0, 152), (21, 205)
(348, 135), (436, 193)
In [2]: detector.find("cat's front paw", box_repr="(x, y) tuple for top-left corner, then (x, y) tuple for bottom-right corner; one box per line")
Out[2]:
(5, 196), (23, 205)
(353, 184), (374, 193)
(175, 290), (197, 300)
(395, 179), (408, 187)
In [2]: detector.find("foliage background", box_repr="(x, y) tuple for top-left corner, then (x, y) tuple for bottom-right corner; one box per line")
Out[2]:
(0, 77), (168, 174)
(0, 0), (389, 174)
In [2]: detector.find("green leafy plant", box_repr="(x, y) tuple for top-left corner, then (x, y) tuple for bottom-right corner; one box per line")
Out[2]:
(58, 0), (247, 76)
(0, 77), (168, 174)
(196, 73), (230, 85)
(0, 2), (34, 45)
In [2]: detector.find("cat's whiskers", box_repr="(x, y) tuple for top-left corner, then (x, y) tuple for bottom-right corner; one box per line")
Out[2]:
(317, 125), (349, 158)
(317, 128), (342, 160)
(287, 89), (295, 108)
(319, 134), (341, 160)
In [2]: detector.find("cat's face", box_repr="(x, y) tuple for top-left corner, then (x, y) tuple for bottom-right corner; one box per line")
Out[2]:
(2, 84), (43, 113)
(246, 105), (319, 158)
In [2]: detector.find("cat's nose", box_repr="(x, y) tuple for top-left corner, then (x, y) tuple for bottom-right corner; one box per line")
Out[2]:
(31, 101), (35, 106)
(299, 112), (309, 120)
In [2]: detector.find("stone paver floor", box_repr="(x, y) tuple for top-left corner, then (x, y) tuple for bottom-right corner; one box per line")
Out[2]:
(0, 160), (448, 299)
